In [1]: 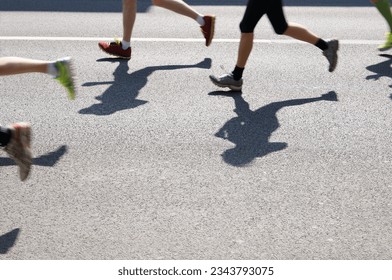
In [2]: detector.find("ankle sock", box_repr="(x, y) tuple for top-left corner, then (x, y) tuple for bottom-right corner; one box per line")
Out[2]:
(47, 62), (58, 77)
(232, 66), (244, 81)
(315, 39), (328, 51)
(196, 15), (205, 26)
(121, 40), (131, 50)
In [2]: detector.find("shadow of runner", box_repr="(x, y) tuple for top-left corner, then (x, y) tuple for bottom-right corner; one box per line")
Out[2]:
(0, 228), (20, 254)
(79, 58), (211, 116)
(210, 91), (338, 166)
(0, 145), (67, 167)
(366, 54), (392, 99)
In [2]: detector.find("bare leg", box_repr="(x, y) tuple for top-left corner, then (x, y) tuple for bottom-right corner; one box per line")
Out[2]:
(283, 22), (320, 45)
(0, 57), (49, 76)
(152, 0), (201, 20)
(122, 0), (137, 42)
(236, 33), (254, 68)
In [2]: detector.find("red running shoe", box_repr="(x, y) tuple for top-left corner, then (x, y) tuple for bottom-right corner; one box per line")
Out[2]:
(201, 15), (215, 47)
(98, 39), (131, 59)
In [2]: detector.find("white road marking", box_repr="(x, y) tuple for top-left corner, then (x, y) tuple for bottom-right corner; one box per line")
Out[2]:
(0, 36), (383, 45)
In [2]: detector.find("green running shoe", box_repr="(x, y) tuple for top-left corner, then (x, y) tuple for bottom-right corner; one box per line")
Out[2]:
(55, 57), (76, 100)
(378, 32), (392, 51)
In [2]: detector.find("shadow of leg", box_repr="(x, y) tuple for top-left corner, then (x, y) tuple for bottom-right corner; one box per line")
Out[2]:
(0, 145), (68, 167)
(33, 145), (68, 167)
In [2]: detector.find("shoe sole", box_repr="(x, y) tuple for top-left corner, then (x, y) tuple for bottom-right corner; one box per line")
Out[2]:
(206, 16), (216, 47)
(210, 76), (242, 91)
(378, 45), (392, 51)
(98, 44), (131, 60)
(15, 123), (32, 181)
(21, 124), (31, 149)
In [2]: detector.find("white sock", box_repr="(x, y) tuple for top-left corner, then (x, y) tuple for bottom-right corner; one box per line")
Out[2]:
(121, 40), (131, 50)
(196, 15), (205, 26)
(47, 62), (58, 77)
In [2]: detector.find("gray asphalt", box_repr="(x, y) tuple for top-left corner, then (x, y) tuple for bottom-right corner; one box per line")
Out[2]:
(1, 3), (392, 260)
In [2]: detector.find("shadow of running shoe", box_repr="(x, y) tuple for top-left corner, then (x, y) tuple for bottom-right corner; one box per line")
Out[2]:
(0, 228), (20, 254)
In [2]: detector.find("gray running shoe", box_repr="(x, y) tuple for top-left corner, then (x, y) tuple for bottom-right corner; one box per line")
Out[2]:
(209, 73), (243, 91)
(323, 39), (339, 72)
(4, 122), (32, 181)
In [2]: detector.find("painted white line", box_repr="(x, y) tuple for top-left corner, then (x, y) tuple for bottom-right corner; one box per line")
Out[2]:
(0, 36), (383, 45)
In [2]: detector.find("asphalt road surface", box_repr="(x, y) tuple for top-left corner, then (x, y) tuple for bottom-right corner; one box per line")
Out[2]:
(1, 1), (391, 259)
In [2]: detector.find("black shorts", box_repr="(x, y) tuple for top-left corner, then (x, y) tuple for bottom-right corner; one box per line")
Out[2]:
(240, 0), (288, 34)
